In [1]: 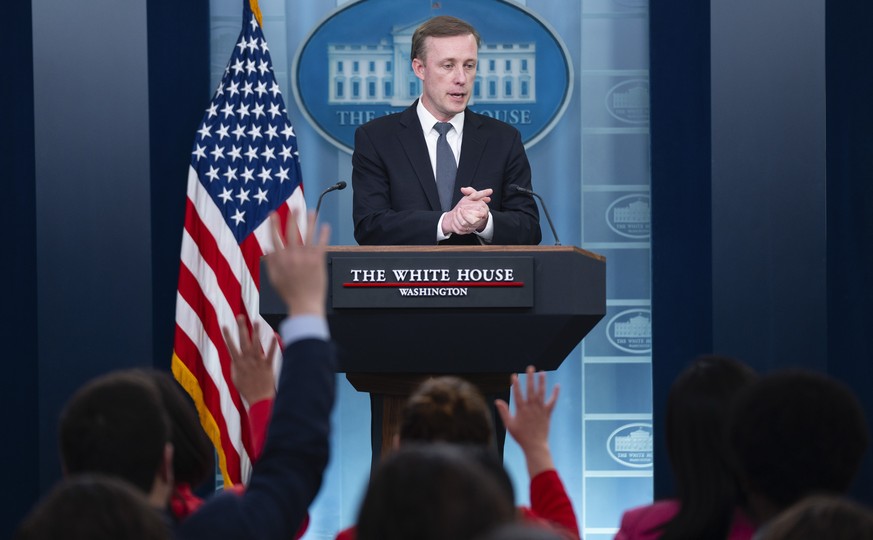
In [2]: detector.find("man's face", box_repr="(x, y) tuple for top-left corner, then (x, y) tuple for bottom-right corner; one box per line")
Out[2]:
(413, 33), (478, 122)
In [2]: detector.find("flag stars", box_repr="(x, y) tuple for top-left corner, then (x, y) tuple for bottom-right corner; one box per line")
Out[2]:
(218, 187), (233, 204)
(236, 38), (248, 54)
(254, 187), (269, 204)
(258, 59), (270, 76)
(252, 103), (265, 120)
(247, 125), (262, 140)
(257, 167), (272, 183)
(245, 59), (257, 75)
(216, 123), (230, 140)
(236, 187), (251, 204)
(268, 103), (281, 119)
(259, 38), (269, 54)
(205, 165), (220, 182)
(228, 145), (242, 161)
(232, 124), (247, 140)
(226, 80), (240, 97)
(261, 146), (275, 162)
(236, 103), (250, 119)
(230, 208), (246, 225)
(210, 144), (226, 161)
(245, 146), (259, 162)
(247, 37), (258, 53)
(192, 144), (207, 161)
(223, 166), (238, 182)
(241, 166), (255, 184)
(276, 166), (290, 183)
(241, 81), (254, 98)
(281, 124), (295, 139)
(206, 103), (218, 118)
(197, 123), (212, 139)
(221, 102), (236, 119)
(265, 124), (278, 140)
(249, 15), (258, 31)
(270, 81), (281, 98)
(255, 81), (268, 98)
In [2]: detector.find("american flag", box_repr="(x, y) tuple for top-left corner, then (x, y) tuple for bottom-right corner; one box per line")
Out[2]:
(171, 0), (306, 486)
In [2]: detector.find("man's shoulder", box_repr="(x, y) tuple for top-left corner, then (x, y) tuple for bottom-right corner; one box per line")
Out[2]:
(359, 104), (415, 133)
(465, 108), (521, 136)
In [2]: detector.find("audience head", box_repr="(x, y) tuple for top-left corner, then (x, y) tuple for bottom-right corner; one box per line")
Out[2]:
(666, 355), (757, 493)
(729, 369), (870, 522)
(659, 355), (758, 539)
(356, 443), (515, 540)
(147, 370), (213, 489)
(759, 495), (873, 540)
(15, 474), (169, 540)
(475, 523), (567, 540)
(398, 376), (494, 447)
(59, 369), (173, 504)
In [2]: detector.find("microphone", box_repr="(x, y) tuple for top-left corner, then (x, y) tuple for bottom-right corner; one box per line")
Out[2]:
(510, 184), (561, 246)
(315, 181), (347, 216)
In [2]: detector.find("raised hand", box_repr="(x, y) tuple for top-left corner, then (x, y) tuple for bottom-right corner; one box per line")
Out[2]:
(495, 365), (559, 477)
(222, 316), (277, 406)
(264, 210), (331, 317)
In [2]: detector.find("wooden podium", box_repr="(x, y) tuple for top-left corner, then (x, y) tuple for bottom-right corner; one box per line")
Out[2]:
(260, 245), (606, 457)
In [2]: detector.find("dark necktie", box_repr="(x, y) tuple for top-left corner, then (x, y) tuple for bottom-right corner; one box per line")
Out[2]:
(434, 122), (457, 211)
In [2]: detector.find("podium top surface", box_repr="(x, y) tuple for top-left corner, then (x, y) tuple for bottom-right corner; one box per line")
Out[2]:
(325, 244), (605, 262)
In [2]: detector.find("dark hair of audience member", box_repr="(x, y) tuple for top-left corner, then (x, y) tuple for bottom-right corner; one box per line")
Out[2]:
(729, 369), (871, 518)
(147, 370), (214, 489)
(476, 523), (567, 540)
(760, 495), (873, 540)
(356, 444), (515, 540)
(15, 474), (169, 540)
(656, 355), (758, 539)
(59, 369), (171, 494)
(398, 376), (494, 447)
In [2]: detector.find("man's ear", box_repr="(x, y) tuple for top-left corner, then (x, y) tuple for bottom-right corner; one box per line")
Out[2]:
(412, 58), (425, 81)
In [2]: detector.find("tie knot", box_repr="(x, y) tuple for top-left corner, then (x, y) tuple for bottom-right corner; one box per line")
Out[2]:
(434, 122), (453, 136)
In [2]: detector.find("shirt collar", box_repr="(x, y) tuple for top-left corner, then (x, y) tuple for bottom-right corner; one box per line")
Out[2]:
(416, 97), (465, 135)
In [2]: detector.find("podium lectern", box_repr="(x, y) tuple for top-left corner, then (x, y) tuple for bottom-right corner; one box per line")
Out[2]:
(261, 245), (606, 457)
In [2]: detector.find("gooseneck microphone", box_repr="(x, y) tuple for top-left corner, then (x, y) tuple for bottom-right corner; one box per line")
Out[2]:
(510, 184), (561, 246)
(315, 180), (347, 216)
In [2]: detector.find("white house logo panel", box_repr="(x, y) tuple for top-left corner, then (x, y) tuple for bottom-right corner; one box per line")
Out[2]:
(293, 0), (572, 153)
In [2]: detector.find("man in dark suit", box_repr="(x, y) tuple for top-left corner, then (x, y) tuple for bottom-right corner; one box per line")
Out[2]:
(352, 15), (542, 246)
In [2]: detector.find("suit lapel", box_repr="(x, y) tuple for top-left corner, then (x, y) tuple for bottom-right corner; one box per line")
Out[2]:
(398, 103), (442, 211)
(454, 109), (486, 206)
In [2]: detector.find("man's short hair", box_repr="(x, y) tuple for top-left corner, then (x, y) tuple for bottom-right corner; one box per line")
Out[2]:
(398, 376), (494, 447)
(729, 369), (870, 509)
(15, 474), (169, 540)
(410, 15), (481, 62)
(59, 370), (171, 494)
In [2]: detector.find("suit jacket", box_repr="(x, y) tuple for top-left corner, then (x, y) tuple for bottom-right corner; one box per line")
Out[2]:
(175, 337), (336, 540)
(352, 102), (542, 246)
(615, 500), (756, 540)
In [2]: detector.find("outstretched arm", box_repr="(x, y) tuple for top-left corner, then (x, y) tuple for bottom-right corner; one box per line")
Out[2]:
(185, 211), (335, 540)
(496, 366), (579, 539)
